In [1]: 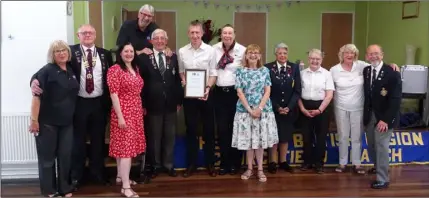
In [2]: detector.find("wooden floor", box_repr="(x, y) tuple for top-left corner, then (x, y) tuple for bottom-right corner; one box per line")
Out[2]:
(2, 165), (429, 197)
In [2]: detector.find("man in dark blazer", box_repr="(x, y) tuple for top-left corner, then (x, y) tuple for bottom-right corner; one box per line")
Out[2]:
(363, 44), (402, 189)
(30, 24), (113, 190)
(265, 43), (300, 174)
(138, 28), (183, 180)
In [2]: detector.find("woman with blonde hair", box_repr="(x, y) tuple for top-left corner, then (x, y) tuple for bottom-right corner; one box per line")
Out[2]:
(330, 44), (398, 174)
(29, 40), (78, 197)
(231, 44), (278, 182)
(298, 48), (335, 174)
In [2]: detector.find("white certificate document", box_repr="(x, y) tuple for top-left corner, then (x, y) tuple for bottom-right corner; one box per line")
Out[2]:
(185, 69), (206, 98)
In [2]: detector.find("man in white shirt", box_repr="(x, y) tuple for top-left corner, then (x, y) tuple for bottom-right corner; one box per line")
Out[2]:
(178, 20), (218, 177)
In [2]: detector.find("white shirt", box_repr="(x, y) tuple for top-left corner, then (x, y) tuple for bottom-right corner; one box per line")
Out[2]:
(301, 66), (335, 101)
(330, 60), (369, 111)
(213, 42), (246, 87)
(371, 61), (383, 85)
(153, 48), (166, 68)
(277, 61), (288, 70)
(178, 42), (217, 83)
(79, 45), (103, 98)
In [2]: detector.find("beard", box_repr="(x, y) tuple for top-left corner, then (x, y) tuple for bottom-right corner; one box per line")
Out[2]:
(370, 60), (381, 67)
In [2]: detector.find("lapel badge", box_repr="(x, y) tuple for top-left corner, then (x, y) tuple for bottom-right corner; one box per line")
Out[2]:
(380, 87), (388, 96)
(172, 67), (176, 75)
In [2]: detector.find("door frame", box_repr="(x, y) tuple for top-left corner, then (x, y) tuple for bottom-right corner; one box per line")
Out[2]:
(233, 10), (269, 62)
(86, 1), (105, 47)
(119, 6), (178, 51)
(320, 11), (355, 49)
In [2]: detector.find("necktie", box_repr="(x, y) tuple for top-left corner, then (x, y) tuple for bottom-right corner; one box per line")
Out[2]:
(86, 48), (94, 93)
(371, 68), (377, 92)
(158, 52), (165, 75)
(280, 66), (286, 78)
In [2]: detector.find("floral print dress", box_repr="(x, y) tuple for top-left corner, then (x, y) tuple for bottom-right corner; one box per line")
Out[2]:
(231, 66), (279, 150)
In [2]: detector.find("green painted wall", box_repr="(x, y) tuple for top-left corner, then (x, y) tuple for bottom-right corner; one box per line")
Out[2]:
(366, 1), (429, 66)
(117, 1), (356, 62)
(103, 1), (121, 50)
(354, 1), (368, 60)
(73, 1), (88, 43)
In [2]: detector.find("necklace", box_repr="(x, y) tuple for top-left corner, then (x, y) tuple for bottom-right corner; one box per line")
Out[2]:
(81, 45), (97, 68)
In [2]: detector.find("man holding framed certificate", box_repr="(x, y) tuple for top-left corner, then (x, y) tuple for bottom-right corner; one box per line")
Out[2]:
(178, 20), (218, 178)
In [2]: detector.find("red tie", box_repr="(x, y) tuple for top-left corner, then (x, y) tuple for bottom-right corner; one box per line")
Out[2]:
(86, 49), (94, 93)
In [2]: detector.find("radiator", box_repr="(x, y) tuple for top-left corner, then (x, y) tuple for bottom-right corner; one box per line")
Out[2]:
(1, 113), (39, 179)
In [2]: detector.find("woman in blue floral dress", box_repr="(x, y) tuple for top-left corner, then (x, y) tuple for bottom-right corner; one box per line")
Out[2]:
(231, 44), (278, 182)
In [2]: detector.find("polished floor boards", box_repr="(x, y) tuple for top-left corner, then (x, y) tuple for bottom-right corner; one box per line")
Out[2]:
(2, 165), (429, 197)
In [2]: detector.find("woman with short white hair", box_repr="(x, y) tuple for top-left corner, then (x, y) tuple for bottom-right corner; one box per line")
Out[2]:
(298, 49), (335, 174)
(330, 44), (398, 174)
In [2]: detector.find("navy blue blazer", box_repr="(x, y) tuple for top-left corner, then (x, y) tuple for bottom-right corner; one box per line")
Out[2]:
(265, 61), (301, 113)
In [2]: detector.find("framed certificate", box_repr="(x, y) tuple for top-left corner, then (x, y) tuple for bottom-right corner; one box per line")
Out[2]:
(185, 69), (207, 98)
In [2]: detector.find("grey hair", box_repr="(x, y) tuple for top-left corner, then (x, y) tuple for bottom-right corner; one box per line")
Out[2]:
(47, 40), (72, 64)
(139, 4), (155, 15)
(338, 44), (359, 63)
(151, 28), (168, 40)
(274, 43), (288, 54)
(308, 48), (324, 58)
(77, 24), (96, 34)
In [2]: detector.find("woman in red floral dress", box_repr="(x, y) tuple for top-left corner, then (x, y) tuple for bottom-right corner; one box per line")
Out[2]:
(107, 42), (145, 197)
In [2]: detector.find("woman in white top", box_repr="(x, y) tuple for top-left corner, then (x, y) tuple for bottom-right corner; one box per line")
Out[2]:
(298, 49), (335, 174)
(213, 24), (246, 175)
(330, 44), (398, 174)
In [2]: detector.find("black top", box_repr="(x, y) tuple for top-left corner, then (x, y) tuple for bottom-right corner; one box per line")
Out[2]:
(138, 50), (183, 115)
(36, 63), (79, 126)
(265, 61), (302, 113)
(363, 63), (402, 129)
(116, 19), (159, 51)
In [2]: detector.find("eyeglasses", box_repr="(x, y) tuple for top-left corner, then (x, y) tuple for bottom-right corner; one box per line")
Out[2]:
(152, 37), (166, 41)
(78, 31), (94, 36)
(54, 49), (68, 54)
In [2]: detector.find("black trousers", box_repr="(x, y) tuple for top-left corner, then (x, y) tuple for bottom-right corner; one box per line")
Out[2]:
(71, 96), (107, 181)
(300, 99), (329, 167)
(36, 124), (73, 196)
(214, 86), (242, 170)
(146, 112), (177, 170)
(183, 91), (215, 167)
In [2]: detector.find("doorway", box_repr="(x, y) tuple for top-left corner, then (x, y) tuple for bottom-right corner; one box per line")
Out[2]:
(234, 12), (267, 63)
(88, 0), (103, 47)
(321, 12), (354, 70)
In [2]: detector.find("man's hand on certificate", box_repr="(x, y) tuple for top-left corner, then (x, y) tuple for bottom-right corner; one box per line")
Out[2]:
(199, 87), (210, 101)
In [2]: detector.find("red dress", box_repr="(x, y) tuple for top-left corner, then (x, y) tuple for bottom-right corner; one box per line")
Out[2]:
(107, 64), (145, 158)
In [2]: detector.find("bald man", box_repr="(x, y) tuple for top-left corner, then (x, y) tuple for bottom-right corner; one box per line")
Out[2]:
(362, 44), (402, 189)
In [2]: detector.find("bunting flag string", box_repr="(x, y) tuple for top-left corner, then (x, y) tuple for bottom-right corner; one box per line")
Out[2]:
(187, 0), (301, 12)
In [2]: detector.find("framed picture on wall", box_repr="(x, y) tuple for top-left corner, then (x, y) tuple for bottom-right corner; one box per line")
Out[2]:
(402, 1), (420, 19)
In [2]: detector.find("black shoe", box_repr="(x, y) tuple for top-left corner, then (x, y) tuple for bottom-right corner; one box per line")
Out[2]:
(151, 167), (160, 179)
(183, 166), (195, 178)
(207, 165), (217, 177)
(279, 162), (295, 173)
(300, 164), (312, 171)
(368, 168), (377, 174)
(168, 168), (177, 177)
(218, 168), (229, 176)
(134, 172), (151, 184)
(230, 167), (240, 175)
(267, 162), (277, 174)
(71, 179), (80, 192)
(315, 167), (324, 174)
(371, 181), (389, 189)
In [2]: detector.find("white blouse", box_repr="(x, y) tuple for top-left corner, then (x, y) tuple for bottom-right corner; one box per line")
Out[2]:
(300, 66), (335, 101)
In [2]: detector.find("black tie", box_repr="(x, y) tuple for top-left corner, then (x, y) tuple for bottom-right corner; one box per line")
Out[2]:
(280, 66), (286, 78)
(158, 52), (165, 75)
(371, 68), (377, 92)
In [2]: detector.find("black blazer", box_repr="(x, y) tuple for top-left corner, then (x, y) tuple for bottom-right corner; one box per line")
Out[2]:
(363, 63), (402, 129)
(31, 44), (114, 112)
(265, 61), (302, 116)
(138, 50), (183, 115)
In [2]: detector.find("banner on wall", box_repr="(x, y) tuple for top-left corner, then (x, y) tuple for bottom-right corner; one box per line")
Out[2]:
(172, 131), (429, 168)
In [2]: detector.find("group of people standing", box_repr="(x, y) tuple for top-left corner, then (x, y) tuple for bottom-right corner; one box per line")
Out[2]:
(27, 3), (402, 197)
